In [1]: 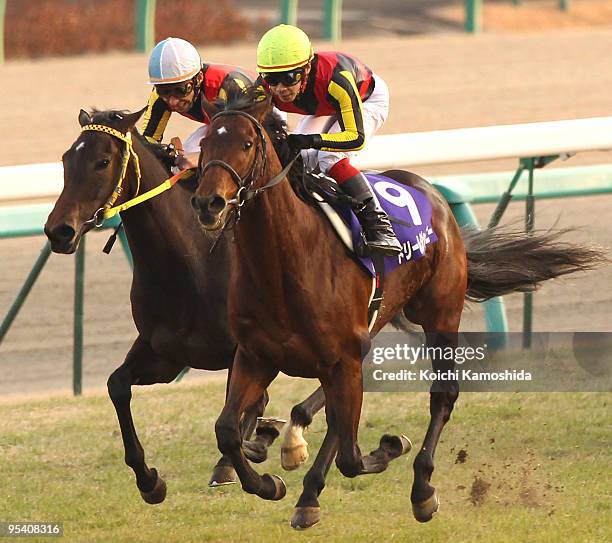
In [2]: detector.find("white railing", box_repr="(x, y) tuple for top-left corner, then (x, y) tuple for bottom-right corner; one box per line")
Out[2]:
(0, 162), (64, 202)
(353, 116), (612, 169)
(2, 116), (612, 202)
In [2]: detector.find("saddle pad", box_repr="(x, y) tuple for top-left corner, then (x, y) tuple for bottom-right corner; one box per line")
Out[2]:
(313, 172), (438, 277)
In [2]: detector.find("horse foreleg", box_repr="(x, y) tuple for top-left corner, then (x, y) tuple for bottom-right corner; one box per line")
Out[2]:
(410, 329), (459, 522)
(209, 368), (239, 487)
(210, 409), (267, 486)
(242, 390), (287, 464)
(107, 337), (181, 504)
(210, 376), (277, 485)
(208, 394), (274, 487)
(281, 386), (326, 470)
(291, 405), (339, 530)
(210, 393), (277, 485)
(215, 348), (285, 501)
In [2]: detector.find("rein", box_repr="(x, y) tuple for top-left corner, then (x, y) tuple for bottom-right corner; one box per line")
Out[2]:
(81, 123), (192, 228)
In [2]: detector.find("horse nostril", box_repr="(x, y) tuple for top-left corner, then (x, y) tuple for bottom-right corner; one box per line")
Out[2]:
(209, 195), (227, 214)
(190, 196), (202, 212)
(50, 224), (76, 243)
(191, 195), (226, 215)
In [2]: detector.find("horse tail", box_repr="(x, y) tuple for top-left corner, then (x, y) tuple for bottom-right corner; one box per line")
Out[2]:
(462, 226), (607, 302)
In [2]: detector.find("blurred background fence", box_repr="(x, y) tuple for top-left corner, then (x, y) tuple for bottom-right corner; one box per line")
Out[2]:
(2, 1), (611, 63)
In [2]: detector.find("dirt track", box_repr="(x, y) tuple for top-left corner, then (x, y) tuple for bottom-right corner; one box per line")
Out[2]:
(1, 28), (611, 397)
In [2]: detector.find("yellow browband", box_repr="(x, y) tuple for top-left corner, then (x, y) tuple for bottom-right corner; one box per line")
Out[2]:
(81, 124), (191, 221)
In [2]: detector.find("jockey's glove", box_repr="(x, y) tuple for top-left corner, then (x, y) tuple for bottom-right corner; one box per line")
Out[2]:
(287, 133), (321, 153)
(146, 141), (179, 170)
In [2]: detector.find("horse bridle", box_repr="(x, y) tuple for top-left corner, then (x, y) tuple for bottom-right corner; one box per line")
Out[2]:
(198, 110), (268, 219)
(80, 124), (142, 229)
(198, 110), (298, 223)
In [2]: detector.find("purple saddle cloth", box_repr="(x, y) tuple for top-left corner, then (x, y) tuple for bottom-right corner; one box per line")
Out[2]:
(330, 172), (438, 277)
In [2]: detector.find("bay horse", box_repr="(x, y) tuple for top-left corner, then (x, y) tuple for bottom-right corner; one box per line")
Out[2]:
(190, 90), (603, 529)
(44, 108), (286, 503)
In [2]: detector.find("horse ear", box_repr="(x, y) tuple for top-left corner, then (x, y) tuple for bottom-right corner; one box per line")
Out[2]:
(78, 109), (91, 127)
(123, 106), (148, 130)
(247, 93), (273, 124)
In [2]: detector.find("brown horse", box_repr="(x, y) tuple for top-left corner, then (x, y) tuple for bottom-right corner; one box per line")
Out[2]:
(190, 90), (603, 529)
(44, 108), (286, 503)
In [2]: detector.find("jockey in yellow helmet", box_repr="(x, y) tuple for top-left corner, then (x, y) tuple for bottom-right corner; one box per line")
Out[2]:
(256, 25), (401, 256)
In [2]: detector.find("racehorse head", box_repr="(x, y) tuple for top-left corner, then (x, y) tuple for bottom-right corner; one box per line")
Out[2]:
(190, 89), (275, 230)
(45, 107), (146, 253)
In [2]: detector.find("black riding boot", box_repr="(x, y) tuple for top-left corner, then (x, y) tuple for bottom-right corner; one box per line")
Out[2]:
(340, 172), (402, 256)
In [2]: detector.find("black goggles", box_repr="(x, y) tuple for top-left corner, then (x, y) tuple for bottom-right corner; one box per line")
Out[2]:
(261, 69), (305, 87)
(155, 80), (195, 98)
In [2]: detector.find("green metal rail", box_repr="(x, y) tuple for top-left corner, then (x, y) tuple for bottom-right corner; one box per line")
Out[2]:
(432, 181), (508, 336)
(280, 0), (298, 28)
(433, 162), (612, 346)
(0, 1), (579, 64)
(135, 0), (156, 53)
(0, 0), (5, 64)
(0, 204), (131, 395)
(467, 0), (572, 33)
(465, 0), (483, 33)
(432, 163), (612, 205)
(279, 0), (343, 41)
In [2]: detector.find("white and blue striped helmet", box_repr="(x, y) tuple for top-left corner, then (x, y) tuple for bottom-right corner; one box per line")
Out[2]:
(148, 37), (202, 85)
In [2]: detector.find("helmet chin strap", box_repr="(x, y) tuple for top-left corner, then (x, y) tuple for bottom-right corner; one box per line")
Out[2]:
(192, 71), (204, 110)
(298, 78), (308, 95)
(297, 62), (311, 96)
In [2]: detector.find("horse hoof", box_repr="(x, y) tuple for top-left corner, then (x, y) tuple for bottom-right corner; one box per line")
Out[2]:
(256, 416), (287, 435)
(208, 464), (238, 487)
(139, 471), (167, 504)
(412, 491), (440, 523)
(281, 425), (309, 470)
(281, 443), (309, 471)
(380, 434), (413, 458)
(399, 434), (412, 455)
(291, 506), (321, 530)
(261, 473), (287, 501)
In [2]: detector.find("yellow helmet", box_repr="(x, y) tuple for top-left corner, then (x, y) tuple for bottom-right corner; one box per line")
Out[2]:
(257, 24), (314, 73)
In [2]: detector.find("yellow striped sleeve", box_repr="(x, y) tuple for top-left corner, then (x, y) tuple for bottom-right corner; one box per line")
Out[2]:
(141, 90), (171, 143)
(319, 71), (365, 152)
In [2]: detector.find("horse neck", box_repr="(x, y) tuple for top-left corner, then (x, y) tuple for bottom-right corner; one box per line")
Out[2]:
(234, 151), (334, 294)
(119, 133), (194, 264)
(125, 133), (168, 199)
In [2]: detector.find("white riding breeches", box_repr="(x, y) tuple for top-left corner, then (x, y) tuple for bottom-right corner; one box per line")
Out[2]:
(295, 73), (390, 174)
(183, 124), (209, 154)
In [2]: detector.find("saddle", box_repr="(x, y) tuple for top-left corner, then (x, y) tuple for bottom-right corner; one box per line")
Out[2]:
(295, 169), (438, 330)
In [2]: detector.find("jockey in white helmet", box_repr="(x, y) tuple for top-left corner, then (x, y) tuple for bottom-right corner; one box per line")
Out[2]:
(142, 37), (255, 168)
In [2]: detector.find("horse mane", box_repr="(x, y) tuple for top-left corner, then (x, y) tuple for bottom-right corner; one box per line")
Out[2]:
(89, 108), (173, 175)
(90, 108), (131, 125)
(215, 86), (312, 200)
(89, 108), (149, 148)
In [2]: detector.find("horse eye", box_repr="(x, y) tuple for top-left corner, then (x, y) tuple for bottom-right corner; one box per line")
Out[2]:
(96, 158), (110, 169)
(243, 141), (253, 151)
